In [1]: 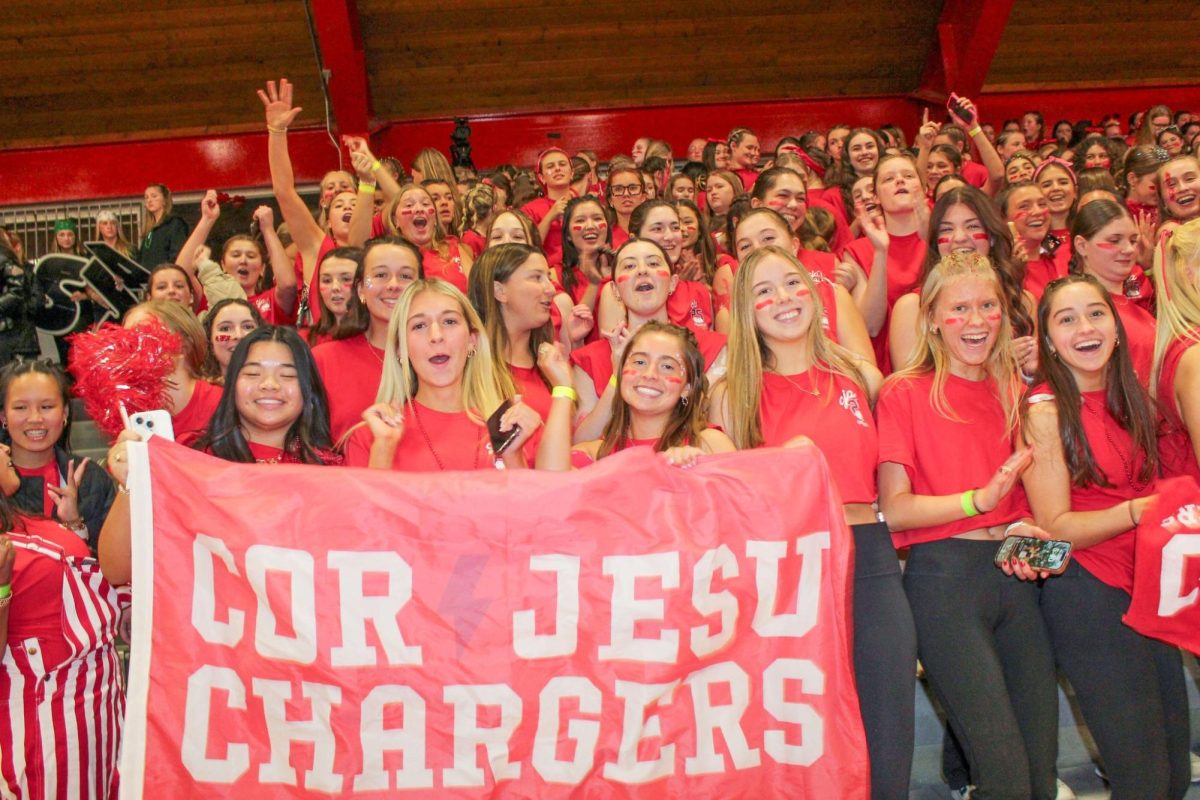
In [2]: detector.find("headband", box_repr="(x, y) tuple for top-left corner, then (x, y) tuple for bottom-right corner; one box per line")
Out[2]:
(797, 150), (827, 179)
(53, 219), (78, 233)
(534, 147), (570, 189)
(1033, 156), (1077, 186)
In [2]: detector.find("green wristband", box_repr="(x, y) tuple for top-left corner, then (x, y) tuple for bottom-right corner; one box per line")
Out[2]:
(0, 584), (11, 600)
(961, 489), (980, 518)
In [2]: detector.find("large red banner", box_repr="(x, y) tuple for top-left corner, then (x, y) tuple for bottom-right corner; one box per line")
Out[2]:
(1125, 475), (1200, 656)
(119, 439), (868, 798)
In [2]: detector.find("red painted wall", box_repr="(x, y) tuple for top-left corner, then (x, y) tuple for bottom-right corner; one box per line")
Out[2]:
(1, 86), (1193, 207)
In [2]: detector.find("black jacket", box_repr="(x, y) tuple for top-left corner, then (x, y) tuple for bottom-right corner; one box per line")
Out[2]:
(12, 447), (117, 553)
(137, 214), (190, 268)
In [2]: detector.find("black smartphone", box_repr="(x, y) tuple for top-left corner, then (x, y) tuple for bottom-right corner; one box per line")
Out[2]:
(947, 93), (976, 126)
(994, 535), (1072, 575)
(487, 399), (521, 456)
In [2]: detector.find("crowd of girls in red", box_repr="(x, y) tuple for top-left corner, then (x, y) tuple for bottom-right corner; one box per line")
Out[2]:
(2, 76), (1199, 798)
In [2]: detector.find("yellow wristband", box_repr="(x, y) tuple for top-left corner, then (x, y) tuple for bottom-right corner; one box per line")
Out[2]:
(608, 375), (618, 389)
(968, 126), (983, 138)
(359, 183), (376, 194)
(961, 489), (980, 518)
(551, 385), (578, 402)
(266, 124), (287, 134)
(371, 160), (382, 172)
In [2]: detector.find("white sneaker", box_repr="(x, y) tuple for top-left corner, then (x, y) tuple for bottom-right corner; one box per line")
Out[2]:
(1191, 751), (1200, 783)
(1055, 778), (1077, 800)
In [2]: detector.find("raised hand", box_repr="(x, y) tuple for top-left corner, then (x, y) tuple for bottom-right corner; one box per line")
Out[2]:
(916, 107), (940, 150)
(947, 95), (979, 130)
(350, 150), (375, 183)
(536, 341), (573, 387)
(48, 457), (89, 529)
(362, 402), (405, 444)
(200, 189), (220, 223)
(863, 210), (890, 252)
(565, 303), (594, 343)
(252, 205), (274, 230)
(603, 321), (632, 375)
(257, 79), (303, 131)
(973, 449), (1033, 514)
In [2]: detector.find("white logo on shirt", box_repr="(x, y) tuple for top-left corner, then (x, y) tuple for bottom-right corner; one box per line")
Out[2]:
(839, 388), (869, 428)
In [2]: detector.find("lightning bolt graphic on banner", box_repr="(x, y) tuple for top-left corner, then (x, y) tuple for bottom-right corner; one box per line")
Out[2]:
(437, 554), (494, 658)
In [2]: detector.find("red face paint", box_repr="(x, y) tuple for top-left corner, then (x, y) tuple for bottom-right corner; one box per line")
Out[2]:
(1011, 210), (1028, 221)
(621, 367), (638, 378)
(400, 208), (416, 216)
(793, 288), (811, 298)
(1167, 185), (1179, 202)
(615, 273), (632, 283)
(985, 312), (1002, 322)
(971, 233), (990, 241)
(937, 236), (952, 246)
(596, 221), (608, 230)
(1094, 242), (1119, 250)
(663, 376), (684, 385)
(213, 334), (235, 343)
(755, 299), (775, 310)
(942, 316), (964, 327)
(655, 269), (671, 278)
(571, 224), (585, 231)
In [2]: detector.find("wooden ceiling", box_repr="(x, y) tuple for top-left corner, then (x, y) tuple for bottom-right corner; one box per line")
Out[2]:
(0, 0), (1194, 151)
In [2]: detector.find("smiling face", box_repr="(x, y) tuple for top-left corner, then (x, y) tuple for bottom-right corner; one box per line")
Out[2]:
(731, 134), (760, 170)
(318, 255), (357, 318)
(393, 188), (437, 246)
(1160, 158), (1200, 220)
(221, 237), (265, 293)
(487, 211), (530, 246)
(636, 206), (684, 265)
(619, 330), (689, 415)
(404, 290), (477, 390)
(496, 253), (555, 331)
(847, 133), (880, 177)
(754, 172), (808, 233)
(613, 241), (674, 317)
(874, 157), (922, 214)
(1044, 281), (1116, 387)
(750, 252), (817, 348)
(148, 268), (192, 305)
(931, 274), (1002, 377)
(1036, 165), (1076, 219)
(851, 176), (879, 218)
(566, 201), (608, 253)
(677, 204), (700, 248)
(927, 151), (957, 187)
(1005, 184), (1051, 242)
(210, 304), (259, 372)
(319, 171), (355, 209)
(2, 373), (67, 462)
(735, 212), (796, 261)
(1005, 156), (1036, 184)
(714, 143), (731, 169)
(1075, 214), (1138, 286)
(687, 138), (706, 162)
(1159, 130), (1185, 156)
(935, 203), (991, 257)
(632, 138), (650, 165)
(235, 340), (303, 443)
(360, 244), (421, 328)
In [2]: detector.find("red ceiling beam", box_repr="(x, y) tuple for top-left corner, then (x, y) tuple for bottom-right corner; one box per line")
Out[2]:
(306, 0), (372, 139)
(913, 0), (1016, 108)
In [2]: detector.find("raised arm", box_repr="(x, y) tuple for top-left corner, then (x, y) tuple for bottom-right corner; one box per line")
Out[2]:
(533, 343), (577, 471)
(949, 96), (1004, 195)
(853, 214), (891, 337)
(175, 189), (220, 304)
(254, 206), (296, 314)
(257, 79), (325, 258)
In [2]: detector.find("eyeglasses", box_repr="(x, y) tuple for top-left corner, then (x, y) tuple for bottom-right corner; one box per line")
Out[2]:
(610, 184), (644, 197)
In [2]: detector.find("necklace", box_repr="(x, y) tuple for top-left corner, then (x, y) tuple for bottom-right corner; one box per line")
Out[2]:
(1081, 394), (1148, 491)
(412, 404), (482, 471)
(771, 368), (821, 397)
(364, 336), (386, 366)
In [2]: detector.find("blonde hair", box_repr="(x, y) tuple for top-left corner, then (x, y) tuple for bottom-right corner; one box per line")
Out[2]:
(1152, 218), (1200, 395)
(890, 251), (1021, 430)
(376, 279), (508, 425)
(125, 299), (207, 378)
(384, 184), (451, 258)
(721, 245), (867, 449)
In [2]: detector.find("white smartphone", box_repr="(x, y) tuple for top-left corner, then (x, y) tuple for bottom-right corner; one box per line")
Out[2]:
(128, 409), (175, 441)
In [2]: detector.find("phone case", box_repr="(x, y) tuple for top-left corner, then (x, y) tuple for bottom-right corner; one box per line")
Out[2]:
(486, 399), (520, 456)
(130, 409), (175, 442)
(993, 535), (1071, 574)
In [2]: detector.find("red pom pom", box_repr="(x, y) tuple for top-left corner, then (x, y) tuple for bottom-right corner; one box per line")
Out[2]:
(67, 320), (182, 440)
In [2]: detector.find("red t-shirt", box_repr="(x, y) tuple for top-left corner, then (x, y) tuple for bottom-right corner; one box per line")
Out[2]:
(876, 371), (1026, 547)
(249, 286), (298, 326)
(423, 237), (469, 294)
(6, 518), (92, 667)
(760, 369), (878, 504)
(666, 280), (715, 334)
(461, 229), (486, 259)
(960, 159), (989, 189)
(14, 461), (59, 517)
(1156, 331), (1200, 480)
(511, 363), (551, 463)
(611, 225), (630, 250)
(312, 335), (385, 443)
(521, 197), (564, 267)
(735, 168), (760, 191)
(344, 403), (492, 471)
(295, 234), (337, 327)
(1110, 292), (1156, 382)
(1029, 387), (1153, 593)
(571, 328), (726, 395)
(173, 379), (223, 447)
(807, 188), (853, 252)
(843, 231), (928, 371)
(1022, 251), (1067, 301)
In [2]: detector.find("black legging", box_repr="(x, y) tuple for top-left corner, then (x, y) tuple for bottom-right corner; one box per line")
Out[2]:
(1040, 559), (1191, 800)
(851, 522), (918, 800)
(904, 538), (1059, 800)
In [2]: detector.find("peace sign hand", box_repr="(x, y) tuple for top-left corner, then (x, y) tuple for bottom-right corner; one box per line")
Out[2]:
(47, 457), (89, 529)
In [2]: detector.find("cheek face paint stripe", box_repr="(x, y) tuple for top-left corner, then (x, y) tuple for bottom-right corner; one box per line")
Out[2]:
(942, 316), (964, 326)
(596, 221), (608, 229)
(937, 237), (952, 245)
(616, 274), (632, 283)
(794, 288), (811, 298)
(655, 269), (671, 278)
(985, 312), (1002, 322)
(971, 233), (990, 241)
(755, 299), (775, 310)
(571, 224), (584, 231)
(663, 376), (684, 384)
(1094, 242), (1119, 250)
(621, 367), (638, 377)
